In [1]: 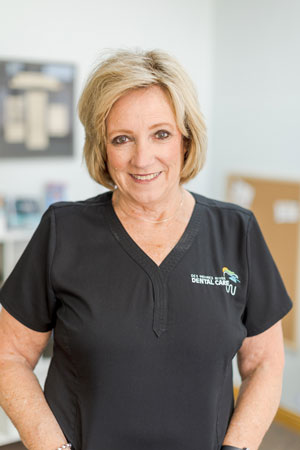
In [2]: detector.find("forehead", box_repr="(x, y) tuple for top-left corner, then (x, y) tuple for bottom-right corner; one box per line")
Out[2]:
(106, 85), (177, 129)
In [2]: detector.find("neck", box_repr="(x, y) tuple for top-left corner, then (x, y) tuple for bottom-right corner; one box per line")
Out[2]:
(112, 187), (185, 224)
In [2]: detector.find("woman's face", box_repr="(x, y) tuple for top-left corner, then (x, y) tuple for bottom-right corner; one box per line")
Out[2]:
(106, 85), (186, 206)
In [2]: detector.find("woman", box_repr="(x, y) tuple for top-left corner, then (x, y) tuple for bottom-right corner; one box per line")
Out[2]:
(0, 49), (293, 450)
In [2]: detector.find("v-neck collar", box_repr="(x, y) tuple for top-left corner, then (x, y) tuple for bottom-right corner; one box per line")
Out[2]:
(103, 190), (202, 337)
(105, 191), (201, 276)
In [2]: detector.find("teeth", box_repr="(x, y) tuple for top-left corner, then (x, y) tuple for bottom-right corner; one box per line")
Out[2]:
(132, 172), (160, 181)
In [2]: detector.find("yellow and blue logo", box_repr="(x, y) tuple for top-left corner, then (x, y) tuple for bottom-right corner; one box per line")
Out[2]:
(222, 267), (240, 284)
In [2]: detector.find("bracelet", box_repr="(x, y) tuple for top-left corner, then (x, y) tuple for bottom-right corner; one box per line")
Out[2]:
(56, 444), (72, 450)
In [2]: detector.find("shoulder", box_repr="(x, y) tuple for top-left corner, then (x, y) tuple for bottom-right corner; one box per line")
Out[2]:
(190, 191), (254, 233)
(47, 190), (112, 217)
(191, 191), (253, 218)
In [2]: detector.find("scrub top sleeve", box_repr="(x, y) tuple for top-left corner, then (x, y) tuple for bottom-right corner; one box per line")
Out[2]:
(243, 213), (293, 337)
(0, 206), (57, 332)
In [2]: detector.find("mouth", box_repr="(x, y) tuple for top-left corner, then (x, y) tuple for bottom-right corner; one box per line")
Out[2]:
(130, 171), (161, 182)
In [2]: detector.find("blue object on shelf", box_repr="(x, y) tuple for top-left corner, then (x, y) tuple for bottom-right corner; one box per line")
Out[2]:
(6, 198), (42, 229)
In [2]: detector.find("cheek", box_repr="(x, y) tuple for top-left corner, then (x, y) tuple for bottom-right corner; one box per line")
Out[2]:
(106, 147), (127, 171)
(165, 143), (185, 169)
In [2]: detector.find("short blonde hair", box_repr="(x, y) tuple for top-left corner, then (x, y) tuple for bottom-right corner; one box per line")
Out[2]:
(78, 48), (207, 189)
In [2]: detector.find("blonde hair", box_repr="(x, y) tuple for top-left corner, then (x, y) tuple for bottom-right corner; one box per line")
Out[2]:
(78, 48), (207, 189)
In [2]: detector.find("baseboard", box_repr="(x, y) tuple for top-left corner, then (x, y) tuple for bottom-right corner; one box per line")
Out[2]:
(233, 386), (300, 434)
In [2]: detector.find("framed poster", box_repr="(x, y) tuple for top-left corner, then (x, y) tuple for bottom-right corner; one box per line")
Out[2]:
(0, 59), (75, 158)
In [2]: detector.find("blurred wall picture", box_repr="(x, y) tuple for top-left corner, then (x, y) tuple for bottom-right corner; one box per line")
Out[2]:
(0, 60), (75, 158)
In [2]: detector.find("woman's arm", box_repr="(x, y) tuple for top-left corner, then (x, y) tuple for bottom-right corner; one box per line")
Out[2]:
(222, 320), (285, 450)
(0, 307), (69, 450)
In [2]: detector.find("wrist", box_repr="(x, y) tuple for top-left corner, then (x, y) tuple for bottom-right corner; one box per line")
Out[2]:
(221, 446), (250, 450)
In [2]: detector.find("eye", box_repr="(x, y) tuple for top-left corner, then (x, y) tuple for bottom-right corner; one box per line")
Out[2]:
(155, 130), (170, 140)
(112, 135), (130, 145)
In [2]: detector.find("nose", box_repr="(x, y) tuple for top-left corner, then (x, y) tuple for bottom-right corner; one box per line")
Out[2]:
(131, 137), (155, 169)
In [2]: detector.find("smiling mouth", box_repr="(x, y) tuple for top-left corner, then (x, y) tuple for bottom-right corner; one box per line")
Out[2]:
(130, 171), (161, 181)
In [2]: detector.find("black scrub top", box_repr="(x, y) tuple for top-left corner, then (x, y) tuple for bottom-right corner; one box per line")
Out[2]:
(0, 191), (293, 450)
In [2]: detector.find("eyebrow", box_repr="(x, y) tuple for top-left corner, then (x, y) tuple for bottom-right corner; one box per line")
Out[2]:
(107, 122), (175, 138)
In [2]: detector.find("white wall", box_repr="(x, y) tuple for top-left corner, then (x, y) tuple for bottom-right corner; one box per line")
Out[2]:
(211, 0), (300, 415)
(0, 0), (214, 203)
(211, 0), (300, 199)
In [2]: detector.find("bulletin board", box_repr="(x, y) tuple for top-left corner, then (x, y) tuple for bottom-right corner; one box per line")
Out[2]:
(227, 175), (299, 348)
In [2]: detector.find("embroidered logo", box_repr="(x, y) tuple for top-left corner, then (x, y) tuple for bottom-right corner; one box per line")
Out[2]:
(190, 267), (241, 296)
(222, 267), (240, 296)
(222, 267), (240, 284)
